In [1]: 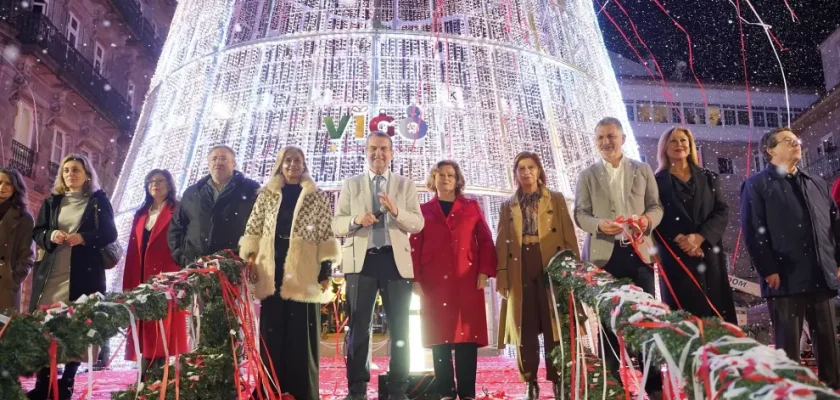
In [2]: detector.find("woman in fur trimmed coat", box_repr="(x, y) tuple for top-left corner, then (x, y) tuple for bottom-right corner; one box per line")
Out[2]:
(239, 145), (341, 400)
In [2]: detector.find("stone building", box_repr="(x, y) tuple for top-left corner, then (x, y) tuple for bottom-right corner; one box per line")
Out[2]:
(0, 0), (175, 213)
(794, 28), (840, 185)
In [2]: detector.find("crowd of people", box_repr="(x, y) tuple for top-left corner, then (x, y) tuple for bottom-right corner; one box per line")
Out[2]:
(0, 117), (838, 400)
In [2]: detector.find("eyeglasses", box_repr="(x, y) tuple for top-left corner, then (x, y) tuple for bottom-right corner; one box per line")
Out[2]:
(147, 179), (167, 186)
(780, 137), (802, 146)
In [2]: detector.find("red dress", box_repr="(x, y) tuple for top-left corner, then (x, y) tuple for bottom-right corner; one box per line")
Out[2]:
(122, 203), (189, 360)
(410, 196), (497, 348)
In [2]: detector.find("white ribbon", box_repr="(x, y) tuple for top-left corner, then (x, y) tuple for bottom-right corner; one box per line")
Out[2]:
(547, 277), (565, 400)
(88, 345), (94, 397)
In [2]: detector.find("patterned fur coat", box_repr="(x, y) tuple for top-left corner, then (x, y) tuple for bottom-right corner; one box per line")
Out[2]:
(239, 165), (340, 301)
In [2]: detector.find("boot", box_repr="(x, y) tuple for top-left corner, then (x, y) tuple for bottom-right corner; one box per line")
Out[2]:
(553, 381), (562, 399)
(26, 368), (50, 400)
(523, 382), (539, 400)
(58, 377), (74, 400)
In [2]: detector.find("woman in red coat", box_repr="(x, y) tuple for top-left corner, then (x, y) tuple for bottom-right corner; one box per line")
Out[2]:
(122, 169), (188, 380)
(410, 160), (497, 400)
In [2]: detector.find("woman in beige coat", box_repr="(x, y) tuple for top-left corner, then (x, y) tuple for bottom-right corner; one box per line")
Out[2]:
(495, 151), (580, 400)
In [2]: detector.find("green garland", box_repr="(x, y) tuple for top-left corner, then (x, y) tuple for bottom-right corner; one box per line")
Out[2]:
(0, 250), (248, 399)
(545, 250), (840, 399)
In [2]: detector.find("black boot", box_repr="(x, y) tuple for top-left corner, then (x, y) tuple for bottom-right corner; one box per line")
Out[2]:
(26, 368), (50, 400)
(57, 377), (74, 400)
(523, 382), (539, 400)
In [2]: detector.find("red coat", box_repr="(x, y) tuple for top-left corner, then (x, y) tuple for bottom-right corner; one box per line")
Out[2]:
(410, 196), (497, 348)
(122, 203), (188, 360)
(832, 178), (840, 207)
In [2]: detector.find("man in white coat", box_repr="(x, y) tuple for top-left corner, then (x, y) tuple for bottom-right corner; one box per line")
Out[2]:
(333, 131), (425, 400)
(574, 117), (664, 397)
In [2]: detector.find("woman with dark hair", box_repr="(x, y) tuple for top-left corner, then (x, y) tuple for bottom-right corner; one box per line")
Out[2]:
(654, 127), (736, 323)
(495, 152), (579, 400)
(122, 169), (188, 380)
(28, 154), (118, 400)
(0, 167), (35, 312)
(410, 160), (497, 400)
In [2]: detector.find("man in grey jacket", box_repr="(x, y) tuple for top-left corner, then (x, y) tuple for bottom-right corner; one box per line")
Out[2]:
(574, 117), (664, 397)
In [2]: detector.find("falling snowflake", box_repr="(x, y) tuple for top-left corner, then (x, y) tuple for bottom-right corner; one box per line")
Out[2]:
(2, 45), (20, 62)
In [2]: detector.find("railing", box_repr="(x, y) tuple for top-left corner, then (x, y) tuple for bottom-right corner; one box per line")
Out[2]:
(9, 140), (35, 178)
(48, 161), (59, 180)
(106, 0), (163, 59)
(804, 151), (840, 180)
(0, 2), (137, 135)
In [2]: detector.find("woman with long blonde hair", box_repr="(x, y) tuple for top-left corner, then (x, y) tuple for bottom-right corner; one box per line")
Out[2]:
(28, 154), (118, 400)
(653, 127), (736, 323)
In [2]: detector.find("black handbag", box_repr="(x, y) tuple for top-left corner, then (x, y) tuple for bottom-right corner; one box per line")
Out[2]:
(94, 198), (123, 270)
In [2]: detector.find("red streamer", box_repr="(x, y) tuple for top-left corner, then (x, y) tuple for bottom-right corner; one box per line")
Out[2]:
(48, 338), (58, 400)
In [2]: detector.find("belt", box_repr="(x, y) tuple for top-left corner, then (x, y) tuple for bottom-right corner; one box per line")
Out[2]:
(522, 236), (540, 244)
(367, 246), (393, 255)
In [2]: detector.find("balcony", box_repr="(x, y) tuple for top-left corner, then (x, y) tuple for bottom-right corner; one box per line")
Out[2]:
(9, 140), (35, 178)
(106, 0), (163, 60)
(0, 3), (137, 135)
(805, 151), (840, 180)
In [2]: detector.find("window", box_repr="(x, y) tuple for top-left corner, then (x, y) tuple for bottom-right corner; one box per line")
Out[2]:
(737, 110), (750, 126)
(93, 42), (105, 74)
(13, 102), (34, 148)
(127, 80), (136, 110)
(754, 110), (766, 127)
(684, 104), (706, 125)
(32, 0), (49, 15)
(718, 157), (734, 175)
(67, 13), (80, 49)
(766, 111), (779, 127)
(640, 155), (647, 163)
(670, 105), (682, 124)
(818, 134), (835, 157)
(625, 102), (634, 121)
(51, 128), (65, 163)
(652, 102), (669, 123)
(752, 149), (767, 172)
(636, 101), (652, 122)
(723, 110), (737, 126)
(708, 106), (722, 126)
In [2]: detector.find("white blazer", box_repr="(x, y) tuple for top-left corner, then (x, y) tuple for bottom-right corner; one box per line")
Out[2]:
(332, 171), (425, 278)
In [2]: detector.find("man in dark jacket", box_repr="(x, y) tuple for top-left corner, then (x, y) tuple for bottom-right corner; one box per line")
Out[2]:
(168, 145), (259, 267)
(741, 127), (840, 388)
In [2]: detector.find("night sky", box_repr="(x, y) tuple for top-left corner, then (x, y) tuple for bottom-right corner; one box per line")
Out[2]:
(596, 0), (840, 89)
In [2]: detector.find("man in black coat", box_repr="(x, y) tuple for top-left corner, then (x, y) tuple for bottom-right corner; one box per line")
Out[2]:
(168, 145), (259, 267)
(741, 127), (840, 388)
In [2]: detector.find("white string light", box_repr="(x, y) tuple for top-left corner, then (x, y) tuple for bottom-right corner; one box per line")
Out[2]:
(109, 0), (639, 295)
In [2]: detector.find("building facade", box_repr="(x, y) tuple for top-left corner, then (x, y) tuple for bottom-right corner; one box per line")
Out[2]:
(0, 0), (175, 213)
(611, 53), (819, 285)
(794, 28), (840, 186)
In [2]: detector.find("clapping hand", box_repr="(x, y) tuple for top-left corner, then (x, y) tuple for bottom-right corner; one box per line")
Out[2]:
(354, 213), (379, 227)
(378, 192), (398, 216)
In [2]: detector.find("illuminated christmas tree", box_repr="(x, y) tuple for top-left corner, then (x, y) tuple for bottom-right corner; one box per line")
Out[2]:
(110, 0), (638, 287)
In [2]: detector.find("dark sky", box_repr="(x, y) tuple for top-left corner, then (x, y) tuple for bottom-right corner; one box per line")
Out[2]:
(596, 0), (840, 89)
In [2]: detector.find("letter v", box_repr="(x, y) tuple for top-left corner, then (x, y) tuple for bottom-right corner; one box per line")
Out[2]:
(326, 114), (351, 139)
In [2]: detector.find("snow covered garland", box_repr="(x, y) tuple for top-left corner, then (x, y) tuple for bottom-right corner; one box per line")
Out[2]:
(0, 250), (265, 400)
(545, 249), (840, 400)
